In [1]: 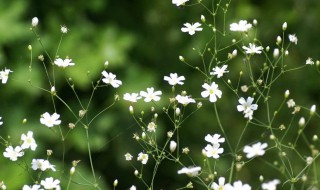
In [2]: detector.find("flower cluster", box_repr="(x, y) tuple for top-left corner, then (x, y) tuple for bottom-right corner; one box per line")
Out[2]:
(202, 134), (225, 159)
(237, 97), (258, 120)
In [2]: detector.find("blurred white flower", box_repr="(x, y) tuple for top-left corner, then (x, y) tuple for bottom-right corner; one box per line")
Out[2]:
(237, 97), (258, 120)
(31, 159), (56, 171)
(210, 65), (229, 78)
(123, 93), (141, 102)
(211, 177), (232, 190)
(40, 177), (60, 190)
(181, 22), (203, 35)
(22, 184), (41, 190)
(243, 142), (268, 159)
(175, 94), (195, 105)
(205, 134), (225, 145)
(40, 112), (61, 128)
(124, 153), (133, 161)
(243, 43), (263, 54)
(286, 99), (295, 108)
(0, 69), (13, 84)
(288, 34), (298, 45)
(203, 143), (224, 159)
(54, 58), (75, 68)
(306, 57), (314, 65)
(232, 181), (251, 190)
(61, 25), (68, 33)
(101, 71), (122, 88)
(3, 146), (24, 161)
(230, 20), (252, 32)
(137, 152), (148, 164)
(164, 73), (185, 85)
(177, 166), (201, 177)
(140, 87), (162, 102)
(261, 179), (280, 190)
(21, 131), (37, 151)
(172, 0), (189, 6)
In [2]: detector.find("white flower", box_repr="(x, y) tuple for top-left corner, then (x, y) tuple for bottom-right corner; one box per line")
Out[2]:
(3, 146), (24, 161)
(172, 0), (189, 6)
(140, 87), (162, 102)
(211, 177), (232, 190)
(22, 184), (41, 190)
(61, 25), (68, 33)
(21, 131), (37, 151)
(230, 20), (252, 32)
(170, 140), (177, 152)
(243, 142), (268, 159)
(40, 177), (60, 190)
(123, 93), (141, 102)
(164, 73), (185, 85)
(181, 22), (203, 35)
(54, 58), (75, 68)
(237, 97), (258, 120)
(175, 95), (196, 105)
(137, 152), (148, 164)
(177, 166), (201, 177)
(40, 112), (61, 127)
(288, 34), (298, 45)
(210, 65), (229, 78)
(232, 181), (251, 190)
(201, 82), (222, 103)
(242, 43), (263, 54)
(204, 134), (225, 145)
(129, 185), (137, 190)
(261, 179), (280, 190)
(0, 69), (13, 84)
(124, 153), (133, 161)
(31, 17), (39, 27)
(306, 57), (314, 65)
(286, 99), (295, 108)
(203, 144), (224, 159)
(0, 117), (3, 126)
(101, 71), (122, 88)
(31, 159), (56, 171)
(147, 121), (157, 132)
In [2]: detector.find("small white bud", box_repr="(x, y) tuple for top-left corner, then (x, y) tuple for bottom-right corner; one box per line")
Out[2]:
(104, 61), (109, 67)
(284, 90), (290, 98)
(232, 49), (237, 57)
(175, 107), (181, 116)
(32, 17), (39, 27)
(306, 157), (313, 165)
(310, 105), (316, 115)
(134, 170), (139, 176)
(285, 50), (289, 56)
(28, 45), (32, 51)
(265, 46), (270, 52)
(113, 179), (118, 187)
(273, 48), (280, 58)
(169, 140), (177, 152)
(201, 15), (206, 23)
(179, 56), (185, 62)
(129, 106), (134, 114)
(259, 175), (264, 182)
(298, 117), (305, 127)
(142, 132), (146, 139)
(232, 39), (236, 43)
(253, 19), (258, 26)
(276, 36), (282, 45)
(282, 22), (287, 30)
(313, 135), (318, 141)
(70, 166), (75, 176)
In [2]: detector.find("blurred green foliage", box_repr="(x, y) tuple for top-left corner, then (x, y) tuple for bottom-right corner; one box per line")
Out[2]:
(0, 0), (320, 189)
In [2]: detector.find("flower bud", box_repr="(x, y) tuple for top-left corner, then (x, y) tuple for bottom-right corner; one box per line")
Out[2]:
(170, 140), (177, 152)
(276, 36), (282, 45)
(282, 22), (287, 30)
(113, 179), (118, 187)
(61, 25), (68, 33)
(70, 166), (75, 176)
(201, 15), (206, 23)
(28, 45), (32, 51)
(273, 48), (280, 58)
(253, 19), (258, 26)
(310, 105), (316, 115)
(32, 17), (39, 27)
(129, 106), (134, 114)
(284, 90), (290, 98)
(175, 107), (181, 116)
(179, 56), (185, 62)
(298, 117), (305, 127)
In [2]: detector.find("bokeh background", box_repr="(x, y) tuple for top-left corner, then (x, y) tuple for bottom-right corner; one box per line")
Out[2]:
(0, 0), (320, 189)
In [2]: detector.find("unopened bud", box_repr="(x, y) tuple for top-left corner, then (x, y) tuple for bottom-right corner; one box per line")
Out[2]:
(113, 179), (118, 187)
(70, 166), (75, 176)
(284, 90), (290, 98)
(282, 22), (287, 30)
(276, 36), (282, 45)
(179, 56), (185, 62)
(298, 117), (305, 127)
(170, 140), (177, 152)
(129, 106), (134, 114)
(201, 15), (206, 23)
(32, 17), (39, 27)
(175, 107), (181, 116)
(273, 48), (280, 58)
(28, 45), (32, 51)
(253, 19), (258, 26)
(310, 105), (316, 115)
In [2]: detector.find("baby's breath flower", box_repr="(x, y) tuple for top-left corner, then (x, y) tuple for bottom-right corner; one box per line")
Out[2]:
(70, 166), (75, 176)
(243, 142), (268, 158)
(21, 131), (37, 151)
(201, 82), (222, 103)
(54, 58), (75, 68)
(123, 93), (141, 102)
(201, 15), (206, 23)
(164, 73), (185, 86)
(177, 166), (201, 177)
(3, 146), (24, 161)
(243, 43), (263, 54)
(210, 65), (229, 78)
(286, 99), (295, 108)
(101, 71), (122, 88)
(113, 179), (118, 187)
(182, 147), (190, 154)
(124, 153), (133, 161)
(230, 20), (252, 32)
(40, 177), (60, 190)
(181, 22), (203, 35)
(140, 87), (162, 102)
(306, 57), (314, 65)
(0, 69), (13, 84)
(147, 121), (157, 132)
(61, 25), (68, 33)
(40, 112), (61, 128)
(137, 152), (148, 164)
(261, 179), (280, 190)
(288, 34), (298, 45)
(172, 0), (189, 6)
(306, 157), (313, 165)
